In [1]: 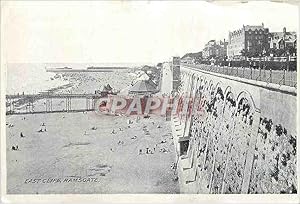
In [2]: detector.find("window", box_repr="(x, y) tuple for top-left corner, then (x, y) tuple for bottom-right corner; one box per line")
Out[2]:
(180, 140), (189, 156)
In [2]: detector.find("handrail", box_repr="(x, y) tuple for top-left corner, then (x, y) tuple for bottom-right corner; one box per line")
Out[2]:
(181, 63), (297, 88)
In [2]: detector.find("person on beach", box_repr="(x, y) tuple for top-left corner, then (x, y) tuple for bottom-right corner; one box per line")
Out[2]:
(12, 145), (19, 151)
(20, 132), (24, 137)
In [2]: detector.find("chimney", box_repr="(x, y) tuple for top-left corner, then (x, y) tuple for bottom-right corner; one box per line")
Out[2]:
(283, 27), (286, 39)
(262, 22), (264, 27)
(283, 27), (287, 34)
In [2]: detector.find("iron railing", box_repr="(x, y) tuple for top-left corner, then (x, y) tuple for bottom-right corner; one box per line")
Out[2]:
(182, 63), (297, 88)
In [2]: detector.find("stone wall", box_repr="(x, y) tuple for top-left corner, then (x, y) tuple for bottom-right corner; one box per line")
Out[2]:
(173, 65), (297, 194)
(172, 63), (181, 92)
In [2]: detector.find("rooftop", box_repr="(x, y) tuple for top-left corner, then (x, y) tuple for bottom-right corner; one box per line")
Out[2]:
(243, 25), (265, 31)
(129, 80), (157, 93)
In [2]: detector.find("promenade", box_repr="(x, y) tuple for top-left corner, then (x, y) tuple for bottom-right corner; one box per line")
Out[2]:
(184, 63), (297, 88)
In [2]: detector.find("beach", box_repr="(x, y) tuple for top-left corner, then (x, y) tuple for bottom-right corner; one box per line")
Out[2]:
(6, 66), (179, 194)
(7, 112), (179, 194)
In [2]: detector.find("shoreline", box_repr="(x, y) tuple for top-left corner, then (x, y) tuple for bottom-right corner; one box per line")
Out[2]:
(6, 69), (137, 114)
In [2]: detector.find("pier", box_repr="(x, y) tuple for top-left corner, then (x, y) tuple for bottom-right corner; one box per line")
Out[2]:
(6, 93), (107, 115)
(45, 66), (130, 73)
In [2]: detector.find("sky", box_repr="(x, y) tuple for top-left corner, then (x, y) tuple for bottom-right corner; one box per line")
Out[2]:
(1, 1), (299, 64)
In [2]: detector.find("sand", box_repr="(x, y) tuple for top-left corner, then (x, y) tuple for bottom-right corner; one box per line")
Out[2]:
(6, 70), (179, 194)
(6, 113), (179, 194)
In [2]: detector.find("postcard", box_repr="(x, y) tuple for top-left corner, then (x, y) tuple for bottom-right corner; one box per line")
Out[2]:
(1, 1), (299, 203)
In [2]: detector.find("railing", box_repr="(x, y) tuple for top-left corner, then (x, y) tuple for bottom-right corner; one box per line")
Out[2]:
(5, 92), (111, 115)
(182, 63), (297, 88)
(248, 56), (297, 62)
(6, 93), (109, 99)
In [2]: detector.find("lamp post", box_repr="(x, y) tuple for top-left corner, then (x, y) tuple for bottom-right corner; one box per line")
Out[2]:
(262, 48), (267, 80)
(286, 51), (290, 72)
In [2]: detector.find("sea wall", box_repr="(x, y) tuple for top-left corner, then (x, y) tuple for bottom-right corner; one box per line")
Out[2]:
(172, 64), (297, 194)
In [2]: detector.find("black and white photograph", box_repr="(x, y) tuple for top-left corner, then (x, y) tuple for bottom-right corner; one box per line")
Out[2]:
(1, 0), (299, 202)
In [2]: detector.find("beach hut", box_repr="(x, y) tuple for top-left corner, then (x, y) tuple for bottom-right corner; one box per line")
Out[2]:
(129, 80), (158, 95)
(103, 84), (113, 93)
(95, 84), (114, 96)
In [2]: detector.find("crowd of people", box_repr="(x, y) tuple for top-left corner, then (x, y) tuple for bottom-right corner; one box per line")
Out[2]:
(107, 116), (174, 159)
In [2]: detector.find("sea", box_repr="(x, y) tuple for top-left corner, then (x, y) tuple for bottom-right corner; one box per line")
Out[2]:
(5, 63), (146, 95)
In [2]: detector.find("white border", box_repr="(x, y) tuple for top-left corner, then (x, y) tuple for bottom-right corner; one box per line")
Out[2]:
(1, 1), (300, 203)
